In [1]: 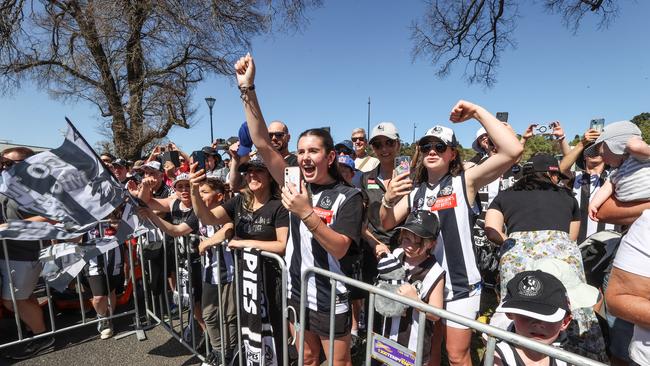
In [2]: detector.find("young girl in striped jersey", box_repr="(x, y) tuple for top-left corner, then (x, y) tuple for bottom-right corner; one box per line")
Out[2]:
(381, 101), (523, 366)
(378, 210), (445, 364)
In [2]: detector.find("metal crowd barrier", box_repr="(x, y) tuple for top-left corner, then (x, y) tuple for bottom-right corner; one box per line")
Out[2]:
(137, 232), (290, 366)
(0, 224), (146, 351)
(298, 266), (607, 366)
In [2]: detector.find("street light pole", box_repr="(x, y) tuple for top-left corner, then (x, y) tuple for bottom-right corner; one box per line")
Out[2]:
(367, 97), (371, 137)
(205, 97), (216, 144)
(413, 122), (417, 144)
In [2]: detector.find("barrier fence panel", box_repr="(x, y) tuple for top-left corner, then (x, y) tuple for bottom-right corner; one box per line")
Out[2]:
(0, 225), (146, 352)
(298, 266), (607, 366)
(135, 232), (291, 366)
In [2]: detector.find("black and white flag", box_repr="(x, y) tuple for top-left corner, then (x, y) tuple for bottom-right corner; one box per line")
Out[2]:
(240, 248), (277, 366)
(0, 220), (99, 241)
(0, 119), (125, 227)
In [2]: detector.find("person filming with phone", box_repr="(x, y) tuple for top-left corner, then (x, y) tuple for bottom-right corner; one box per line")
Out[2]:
(234, 53), (363, 366)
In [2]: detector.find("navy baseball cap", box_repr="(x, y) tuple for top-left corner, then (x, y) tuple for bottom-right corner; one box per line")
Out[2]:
(237, 122), (253, 157)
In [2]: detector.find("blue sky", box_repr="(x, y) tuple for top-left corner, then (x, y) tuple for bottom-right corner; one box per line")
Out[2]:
(1, 1), (649, 155)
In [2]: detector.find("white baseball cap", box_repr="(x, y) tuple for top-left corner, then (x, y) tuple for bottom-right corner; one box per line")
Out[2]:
(528, 258), (599, 310)
(420, 125), (458, 147)
(370, 122), (399, 143)
(472, 127), (488, 153)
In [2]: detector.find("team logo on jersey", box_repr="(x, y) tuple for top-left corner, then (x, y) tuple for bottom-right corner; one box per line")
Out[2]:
(416, 197), (425, 209)
(438, 185), (453, 197)
(426, 195), (436, 207)
(320, 196), (333, 209)
(518, 275), (543, 297)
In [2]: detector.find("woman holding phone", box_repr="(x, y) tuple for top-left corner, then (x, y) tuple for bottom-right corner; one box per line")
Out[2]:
(234, 54), (363, 366)
(380, 104), (523, 366)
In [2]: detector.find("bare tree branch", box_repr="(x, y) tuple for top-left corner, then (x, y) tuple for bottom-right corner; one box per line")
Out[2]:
(411, 0), (620, 87)
(0, 0), (319, 159)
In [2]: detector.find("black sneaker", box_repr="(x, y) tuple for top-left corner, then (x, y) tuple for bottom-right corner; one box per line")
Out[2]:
(8, 335), (55, 360)
(350, 334), (363, 357)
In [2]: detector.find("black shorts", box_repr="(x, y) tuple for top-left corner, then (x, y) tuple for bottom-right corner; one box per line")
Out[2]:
(85, 274), (124, 296)
(288, 298), (351, 338)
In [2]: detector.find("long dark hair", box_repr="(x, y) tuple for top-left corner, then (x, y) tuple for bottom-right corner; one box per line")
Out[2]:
(412, 140), (464, 184)
(510, 172), (573, 196)
(298, 128), (348, 185)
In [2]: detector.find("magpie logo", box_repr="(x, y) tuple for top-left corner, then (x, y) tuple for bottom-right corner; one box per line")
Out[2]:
(518, 275), (543, 297)
(321, 196), (333, 210)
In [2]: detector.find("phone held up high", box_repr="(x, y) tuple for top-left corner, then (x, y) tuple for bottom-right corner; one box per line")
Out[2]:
(496, 112), (509, 123)
(590, 118), (605, 133)
(532, 123), (554, 136)
(284, 167), (302, 193)
(191, 150), (206, 171)
(394, 156), (411, 176)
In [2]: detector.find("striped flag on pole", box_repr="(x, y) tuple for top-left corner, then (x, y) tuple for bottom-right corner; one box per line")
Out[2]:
(0, 118), (126, 226)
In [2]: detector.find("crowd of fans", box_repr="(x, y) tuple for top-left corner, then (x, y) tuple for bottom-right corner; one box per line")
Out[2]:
(2, 53), (650, 366)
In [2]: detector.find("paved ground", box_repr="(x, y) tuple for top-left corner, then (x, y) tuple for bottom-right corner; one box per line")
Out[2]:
(0, 306), (203, 366)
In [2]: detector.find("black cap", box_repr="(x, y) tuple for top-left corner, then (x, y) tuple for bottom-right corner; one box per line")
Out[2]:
(202, 146), (219, 156)
(496, 271), (570, 322)
(237, 155), (267, 173)
(112, 158), (128, 167)
(523, 153), (568, 179)
(395, 210), (440, 239)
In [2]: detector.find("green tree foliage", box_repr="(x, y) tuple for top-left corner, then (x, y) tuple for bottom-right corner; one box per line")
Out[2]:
(631, 112), (650, 143)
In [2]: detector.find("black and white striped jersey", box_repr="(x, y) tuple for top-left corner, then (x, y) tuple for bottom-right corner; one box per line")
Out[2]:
(409, 173), (481, 301)
(286, 182), (363, 314)
(572, 171), (616, 242)
(494, 339), (567, 366)
(380, 248), (445, 353)
(86, 225), (123, 277)
(200, 223), (234, 285)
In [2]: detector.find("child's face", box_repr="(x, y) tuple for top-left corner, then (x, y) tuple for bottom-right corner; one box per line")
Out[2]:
(600, 142), (625, 167)
(508, 313), (571, 345)
(399, 230), (435, 259)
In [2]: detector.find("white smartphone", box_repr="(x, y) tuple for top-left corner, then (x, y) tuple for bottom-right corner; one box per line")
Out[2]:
(284, 166), (302, 193)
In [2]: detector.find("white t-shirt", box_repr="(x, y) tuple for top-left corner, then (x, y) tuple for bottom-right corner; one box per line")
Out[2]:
(354, 155), (379, 172)
(612, 209), (650, 365)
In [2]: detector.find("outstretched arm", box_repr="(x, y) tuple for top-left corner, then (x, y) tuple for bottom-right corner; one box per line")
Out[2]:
(235, 54), (287, 185)
(597, 197), (650, 226)
(559, 129), (600, 176)
(588, 180), (613, 221)
(452, 101), (523, 199)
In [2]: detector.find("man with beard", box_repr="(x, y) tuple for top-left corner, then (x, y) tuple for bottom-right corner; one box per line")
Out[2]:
(268, 120), (298, 166)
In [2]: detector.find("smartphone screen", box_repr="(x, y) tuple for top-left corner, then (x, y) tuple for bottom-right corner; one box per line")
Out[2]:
(394, 156), (411, 176)
(191, 150), (206, 171)
(496, 112), (509, 122)
(590, 118), (605, 132)
(284, 167), (301, 193)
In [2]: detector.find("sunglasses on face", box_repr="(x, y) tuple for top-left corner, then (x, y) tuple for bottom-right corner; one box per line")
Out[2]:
(419, 141), (448, 155)
(371, 139), (397, 149)
(269, 132), (286, 139)
(1, 159), (23, 169)
(351, 137), (365, 143)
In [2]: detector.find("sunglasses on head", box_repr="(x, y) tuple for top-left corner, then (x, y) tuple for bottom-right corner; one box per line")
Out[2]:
(371, 139), (397, 149)
(269, 132), (285, 139)
(419, 141), (448, 154)
(351, 137), (365, 142)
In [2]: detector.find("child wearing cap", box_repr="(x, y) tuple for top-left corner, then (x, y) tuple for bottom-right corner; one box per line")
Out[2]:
(490, 271), (573, 366)
(587, 120), (650, 223)
(377, 210), (446, 365)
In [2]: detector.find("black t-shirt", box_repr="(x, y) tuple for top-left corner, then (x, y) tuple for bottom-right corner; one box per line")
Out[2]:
(360, 167), (400, 249)
(309, 182), (364, 252)
(222, 195), (289, 241)
(488, 188), (580, 234)
(0, 195), (42, 261)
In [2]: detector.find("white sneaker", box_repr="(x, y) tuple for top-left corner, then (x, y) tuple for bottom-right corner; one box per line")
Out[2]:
(97, 317), (114, 339)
